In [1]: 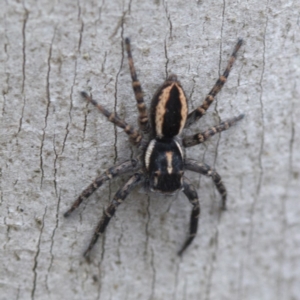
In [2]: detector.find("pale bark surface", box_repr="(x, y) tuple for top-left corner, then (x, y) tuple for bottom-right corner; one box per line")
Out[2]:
(0, 1), (299, 299)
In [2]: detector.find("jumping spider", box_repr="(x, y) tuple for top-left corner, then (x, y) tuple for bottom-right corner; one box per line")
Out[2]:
(64, 38), (244, 258)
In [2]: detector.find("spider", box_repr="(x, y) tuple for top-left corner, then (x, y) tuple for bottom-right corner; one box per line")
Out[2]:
(64, 38), (244, 259)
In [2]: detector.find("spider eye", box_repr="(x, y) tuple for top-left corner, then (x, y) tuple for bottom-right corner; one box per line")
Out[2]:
(154, 171), (160, 177)
(153, 171), (160, 187)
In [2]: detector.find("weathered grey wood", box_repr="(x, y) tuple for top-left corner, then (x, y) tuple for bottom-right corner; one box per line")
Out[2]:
(1, 0), (299, 299)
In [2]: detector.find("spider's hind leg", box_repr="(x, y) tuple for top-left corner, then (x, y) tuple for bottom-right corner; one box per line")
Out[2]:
(83, 171), (144, 259)
(81, 91), (143, 146)
(125, 38), (150, 133)
(186, 39), (243, 128)
(183, 114), (244, 147)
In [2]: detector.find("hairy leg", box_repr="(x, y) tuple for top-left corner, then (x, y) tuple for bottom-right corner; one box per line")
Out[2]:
(83, 171), (144, 259)
(186, 39), (243, 127)
(185, 159), (227, 210)
(125, 38), (150, 133)
(81, 91), (143, 146)
(178, 178), (200, 256)
(183, 114), (244, 147)
(64, 159), (141, 217)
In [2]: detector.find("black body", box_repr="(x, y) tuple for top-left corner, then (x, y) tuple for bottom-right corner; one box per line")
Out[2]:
(64, 38), (244, 259)
(147, 138), (184, 193)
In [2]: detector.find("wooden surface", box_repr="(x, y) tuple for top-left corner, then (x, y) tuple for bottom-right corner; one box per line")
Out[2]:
(1, 0), (299, 299)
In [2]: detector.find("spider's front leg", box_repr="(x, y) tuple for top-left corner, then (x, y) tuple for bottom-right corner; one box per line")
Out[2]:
(64, 159), (141, 217)
(178, 178), (200, 256)
(185, 159), (227, 210)
(83, 171), (144, 259)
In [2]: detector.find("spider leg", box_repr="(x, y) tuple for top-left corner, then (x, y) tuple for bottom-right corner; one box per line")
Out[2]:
(81, 91), (143, 146)
(184, 159), (227, 210)
(83, 171), (144, 259)
(64, 159), (141, 217)
(178, 178), (200, 256)
(185, 39), (243, 128)
(125, 38), (150, 133)
(183, 114), (244, 147)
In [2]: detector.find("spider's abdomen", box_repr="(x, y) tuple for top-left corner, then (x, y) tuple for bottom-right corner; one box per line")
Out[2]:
(151, 75), (188, 139)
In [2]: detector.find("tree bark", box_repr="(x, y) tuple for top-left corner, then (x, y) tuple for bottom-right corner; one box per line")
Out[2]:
(1, 0), (299, 299)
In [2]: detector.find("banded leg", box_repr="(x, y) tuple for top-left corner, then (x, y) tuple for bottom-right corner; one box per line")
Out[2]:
(83, 171), (144, 258)
(185, 39), (243, 128)
(183, 114), (244, 147)
(81, 91), (142, 146)
(185, 159), (227, 210)
(178, 178), (200, 256)
(64, 159), (140, 217)
(125, 38), (150, 133)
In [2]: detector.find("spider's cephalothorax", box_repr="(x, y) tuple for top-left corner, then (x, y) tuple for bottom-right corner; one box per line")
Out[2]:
(145, 138), (184, 194)
(64, 38), (244, 259)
